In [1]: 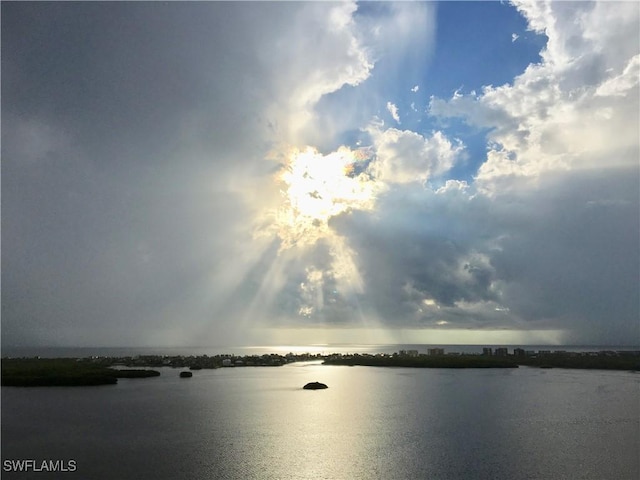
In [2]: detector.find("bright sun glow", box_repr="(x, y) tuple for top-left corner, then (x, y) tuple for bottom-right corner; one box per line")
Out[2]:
(273, 146), (380, 248)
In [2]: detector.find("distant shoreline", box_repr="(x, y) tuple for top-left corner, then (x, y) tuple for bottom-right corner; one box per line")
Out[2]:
(323, 351), (640, 370)
(3, 344), (640, 359)
(2, 349), (638, 386)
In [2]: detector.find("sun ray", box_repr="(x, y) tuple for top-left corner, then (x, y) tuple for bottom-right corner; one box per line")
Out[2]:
(247, 144), (384, 325)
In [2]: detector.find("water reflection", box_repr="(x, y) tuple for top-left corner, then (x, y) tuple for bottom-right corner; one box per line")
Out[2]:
(2, 365), (638, 479)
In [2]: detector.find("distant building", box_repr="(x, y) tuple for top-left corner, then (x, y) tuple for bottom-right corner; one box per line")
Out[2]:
(482, 348), (493, 356)
(428, 348), (445, 356)
(494, 348), (508, 357)
(513, 348), (526, 357)
(222, 358), (232, 367)
(399, 350), (419, 357)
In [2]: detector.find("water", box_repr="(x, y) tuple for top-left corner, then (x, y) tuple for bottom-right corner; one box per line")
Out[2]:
(2, 362), (638, 479)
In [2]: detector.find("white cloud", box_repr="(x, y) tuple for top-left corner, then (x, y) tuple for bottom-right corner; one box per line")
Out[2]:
(430, 0), (639, 194)
(386, 101), (401, 124)
(366, 126), (464, 184)
(304, 2), (436, 150)
(511, 33), (519, 42)
(259, 1), (373, 145)
(411, 85), (419, 92)
(595, 54), (640, 97)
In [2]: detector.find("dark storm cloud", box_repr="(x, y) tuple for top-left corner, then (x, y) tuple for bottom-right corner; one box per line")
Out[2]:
(1, 2), (284, 346)
(489, 167), (640, 344)
(3, 2), (278, 163)
(328, 185), (499, 327)
(327, 166), (639, 343)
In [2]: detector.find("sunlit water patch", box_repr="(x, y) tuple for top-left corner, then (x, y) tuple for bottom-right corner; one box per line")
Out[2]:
(2, 363), (638, 479)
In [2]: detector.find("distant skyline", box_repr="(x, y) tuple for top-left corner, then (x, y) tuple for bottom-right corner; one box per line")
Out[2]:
(2, 1), (639, 348)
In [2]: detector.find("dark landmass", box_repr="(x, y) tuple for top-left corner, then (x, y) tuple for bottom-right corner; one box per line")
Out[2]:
(179, 371), (193, 378)
(2, 349), (638, 387)
(1, 358), (160, 386)
(0, 353), (305, 387)
(515, 352), (640, 370)
(101, 352), (294, 369)
(303, 381), (328, 390)
(323, 354), (518, 368)
(323, 350), (640, 371)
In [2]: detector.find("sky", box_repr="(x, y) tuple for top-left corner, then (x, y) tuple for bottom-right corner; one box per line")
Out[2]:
(2, 1), (639, 348)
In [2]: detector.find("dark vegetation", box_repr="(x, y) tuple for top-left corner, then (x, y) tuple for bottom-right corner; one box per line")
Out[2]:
(94, 353), (292, 369)
(515, 352), (640, 371)
(303, 381), (328, 389)
(1, 358), (160, 386)
(2, 349), (637, 387)
(323, 354), (518, 368)
(323, 351), (640, 371)
(1, 352), (307, 387)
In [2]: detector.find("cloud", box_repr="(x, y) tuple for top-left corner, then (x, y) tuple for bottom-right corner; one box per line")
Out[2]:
(257, 1), (374, 146)
(0, 2), (380, 347)
(234, 0), (640, 345)
(324, 162), (638, 343)
(420, 0), (640, 342)
(306, 2), (436, 151)
(236, 0), (639, 343)
(366, 126), (465, 184)
(595, 54), (640, 97)
(1, 2), (441, 347)
(430, 1), (639, 194)
(487, 167), (639, 344)
(354, 2), (436, 67)
(2, 1), (638, 348)
(386, 101), (401, 124)
(511, 33), (519, 42)
(328, 184), (505, 329)
(411, 85), (420, 92)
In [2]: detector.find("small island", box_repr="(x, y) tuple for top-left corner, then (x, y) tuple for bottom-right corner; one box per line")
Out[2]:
(303, 381), (328, 390)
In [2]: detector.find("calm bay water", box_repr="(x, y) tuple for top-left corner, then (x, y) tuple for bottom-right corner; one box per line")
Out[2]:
(2, 361), (638, 479)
